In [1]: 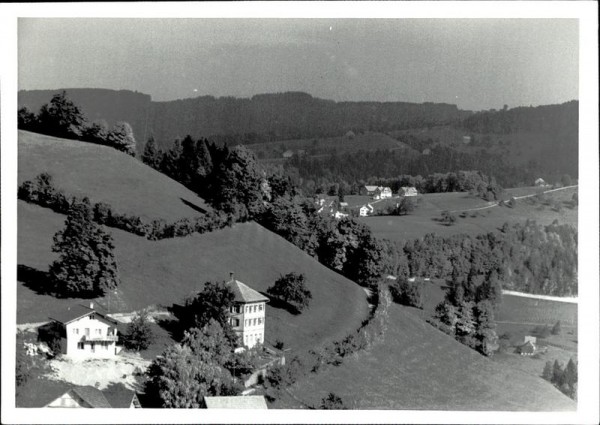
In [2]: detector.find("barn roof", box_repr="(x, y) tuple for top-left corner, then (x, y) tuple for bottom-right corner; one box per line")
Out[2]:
(103, 385), (138, 408)
(204, 395), (268, 409)
(226, 279), (269, 303)
(70, 386), (112, 408)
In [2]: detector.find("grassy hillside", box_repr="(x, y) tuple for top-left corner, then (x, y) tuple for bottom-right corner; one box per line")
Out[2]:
(17, 202), (368, 351)
(276, 303), (576, 410)
(359, 188), (577, 242)
(18, 130), (211, 222)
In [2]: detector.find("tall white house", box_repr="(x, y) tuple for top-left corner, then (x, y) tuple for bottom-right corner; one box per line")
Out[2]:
(226, 274), (268, 348)
(47, 303), (120, 358)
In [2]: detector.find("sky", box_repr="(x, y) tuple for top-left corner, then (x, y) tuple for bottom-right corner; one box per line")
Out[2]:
(18, 18), (579, 111)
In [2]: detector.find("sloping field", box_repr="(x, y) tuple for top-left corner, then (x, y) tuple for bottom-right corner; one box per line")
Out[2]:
(278, 304), (576, 410)
(18, 130), (211, 221)
(360, 189), (577, 242)
(17, 202), (368, 351)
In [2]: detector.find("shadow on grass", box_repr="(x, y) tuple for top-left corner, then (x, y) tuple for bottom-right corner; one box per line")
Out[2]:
(155, 312), (185, 342)
(260, 292), (301, 316)
(180, 198), (207, 215)
(18, 264), (52, 295)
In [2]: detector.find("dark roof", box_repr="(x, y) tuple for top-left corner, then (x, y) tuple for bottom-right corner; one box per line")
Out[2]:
(204, 395), (268, 409)
(49, 304), (117, 325)
(71, 386), (112, 408)
(226, 279), (269, 303)
(103, 384), (137, 408)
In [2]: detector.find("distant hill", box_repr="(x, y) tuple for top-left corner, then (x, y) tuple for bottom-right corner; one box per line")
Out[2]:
(18, 130), (211, 222)
(18, 89), (467, 151)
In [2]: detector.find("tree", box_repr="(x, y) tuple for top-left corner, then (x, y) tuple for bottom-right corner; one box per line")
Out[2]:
(390, 277), (425, 309)
(49, 199), (120, 297)
(182, 320), (233, 365)
(542, 361), (553, 381)
(397, 197), (416, 215)
(320, 392), (346, 409)
(551, 320), (562, 335)
(142, 136), (162, 169)
(267, 272), (312, 312)
(563, 358), (577, 398)
(551, 360), (564, 386)
(122, 310), (154, 351)
(36, 91), (86, 139)
(81, 120), (109, 145)
(145, 344), (241, 408)
(441, 210), (456, 226)
(107, 122), (136, 156)
(182, 281), (237, 343)
(18, 107), (37, 131)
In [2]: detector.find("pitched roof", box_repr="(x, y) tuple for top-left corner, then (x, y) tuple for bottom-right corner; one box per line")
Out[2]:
(103, 384), (138, 408)
(71, 386), (112, 408)
(49, 304), (118, 325)
(204, 395), (268, 409)
(364, 185), (379, 191)
(226, 279), (269, 303)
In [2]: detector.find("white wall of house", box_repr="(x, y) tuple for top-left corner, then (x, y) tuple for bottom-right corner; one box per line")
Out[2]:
(230, 302), (266, 348)
(65, 315), (118, 358)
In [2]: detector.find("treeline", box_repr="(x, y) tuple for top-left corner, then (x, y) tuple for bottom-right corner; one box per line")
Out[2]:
(18, 91), (137, 156)
(381, 220), (577, 297)
(18, 173), (231, 240)
(285, 145), (531, 195)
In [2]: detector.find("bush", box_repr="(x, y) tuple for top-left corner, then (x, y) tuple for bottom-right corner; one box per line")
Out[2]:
(320, 392), (346, 410)
(122, 310), (155, 351)
(532, 324), (551, 339)
(390, 278), (425, 309)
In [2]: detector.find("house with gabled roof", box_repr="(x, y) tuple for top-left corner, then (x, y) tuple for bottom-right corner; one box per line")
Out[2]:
(359, 204), (374, 217)
(399, 186), (418, 197)
(47, 302), (120, 358)
(204, 395), (268, 409)
(282, 150), (294, 159)
(226, 273), (269, 348)
(45, 385), (141, 408)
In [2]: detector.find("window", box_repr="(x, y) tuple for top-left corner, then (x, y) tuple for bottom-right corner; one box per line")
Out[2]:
(253, 318), (257, 326)
(258, 318), (262, 325)
(77, 342), (84, 350)
(95, 329), (101, 335)
(73, 328), (79, 335)
(85, 328), (90, 336)
(253, 305), (257, 313)
(259, 304), (263, 311)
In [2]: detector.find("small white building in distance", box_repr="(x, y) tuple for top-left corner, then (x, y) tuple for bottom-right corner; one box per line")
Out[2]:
(399, 186), (418, 197)
(47, 303), (120, 359)
(534, 178), (548, 187)
(226, 273), (269, 348)
(359, 204), (374, 217)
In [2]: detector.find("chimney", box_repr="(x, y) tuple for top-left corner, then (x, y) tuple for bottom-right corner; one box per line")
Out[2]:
(90, 302), (94, 310)
(229, 271), (234, 281)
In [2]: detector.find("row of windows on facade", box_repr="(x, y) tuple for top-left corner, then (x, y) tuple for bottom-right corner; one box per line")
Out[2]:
(230, 304), (263, 314)
(245, 333), (262, 343)
(230, 317), (263, 327)
(73, 328), (116, 335)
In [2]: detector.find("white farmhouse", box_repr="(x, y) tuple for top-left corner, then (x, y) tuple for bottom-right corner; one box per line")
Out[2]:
(359, 204), (374, 217)
(399, 186), (418, 197)
(47, 303), (120, 359)
(226, 274), (269, 348)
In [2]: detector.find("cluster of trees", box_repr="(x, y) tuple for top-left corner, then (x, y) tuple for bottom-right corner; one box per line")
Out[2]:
(390, 277), (426, 309)
(18, 173), (231, 240)
(286, 147), (516, 197)
(384, 220), (577, 297)
(48, 198), (119, 298)
(121, 310), (155, 352)
(542, 358), (577, 400)
(19, 91), (137, 156)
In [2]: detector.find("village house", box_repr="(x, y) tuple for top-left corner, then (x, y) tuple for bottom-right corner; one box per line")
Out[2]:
(282, 149), (294, 159)
(364, 185), (392, 199)
(204, 395), (268, 409)
(226, 273), (268, 348)
(334, 211), (348, 220)
(359, 204), (374, 217)
(422, 148), (431, 155)
(534, 178), (548, 187)
(45, 385), (141, 408)
(46, 303), (120, 359)
(463, 135), (472, 144)
(516, 336), (537, 356)
(399, 186), (418, 197)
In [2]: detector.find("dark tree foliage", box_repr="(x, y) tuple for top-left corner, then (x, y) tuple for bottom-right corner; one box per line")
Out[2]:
(106, 121), (137, 156)
(142, 136), (162, 169)
(182, 281), (237, 344)
(551, 320), (562, 336)
(18, 107), (37, 131)
(320, 392), (346, 410)
(35, 91), (86, 139)
(267, 273), (312, 312)
(122, 310), (155, 351)
(390, 277), (425, 309)
(441, 210), (457, 226)
(49, 198), (120, 297)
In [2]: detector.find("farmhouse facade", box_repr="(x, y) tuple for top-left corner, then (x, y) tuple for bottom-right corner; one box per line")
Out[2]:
(47, 303), (120, 359)
(359, 204), (374, 217)
(399, 186), (418, 197)
(364, 185), (392, 199)
(226, 274), (269, 348)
